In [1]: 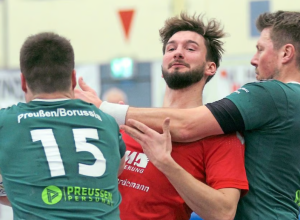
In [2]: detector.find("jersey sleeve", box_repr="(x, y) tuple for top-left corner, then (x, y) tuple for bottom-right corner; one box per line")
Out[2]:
(204, 133), (249, 197)
(0, 111), (6, 197)
(226, 81), (284, 130)
(119, 131), (126, 158)
(206, 98), (245, 133)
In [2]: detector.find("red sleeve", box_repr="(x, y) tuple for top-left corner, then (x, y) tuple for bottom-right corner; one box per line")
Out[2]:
(203, 132), (249, 197)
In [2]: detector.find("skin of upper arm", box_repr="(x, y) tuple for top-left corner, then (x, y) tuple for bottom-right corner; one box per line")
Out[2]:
(172, 106), (224, 142)
(118, 156), (125, 176)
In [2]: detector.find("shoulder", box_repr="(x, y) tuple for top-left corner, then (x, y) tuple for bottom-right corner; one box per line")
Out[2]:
(234, 80), (282, 93)
(226, 80), (283, 106)
(241, 80), (288, 92)
(0, 103), (20, 118)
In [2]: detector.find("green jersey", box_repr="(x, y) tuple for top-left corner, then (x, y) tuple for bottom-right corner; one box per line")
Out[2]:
(0, 99), (126, 220)
(227, 80), (300, 220)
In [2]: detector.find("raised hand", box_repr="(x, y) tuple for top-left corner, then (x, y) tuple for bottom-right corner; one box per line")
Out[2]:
(120, 118), (173, 171)
(74, 77), (102, 107)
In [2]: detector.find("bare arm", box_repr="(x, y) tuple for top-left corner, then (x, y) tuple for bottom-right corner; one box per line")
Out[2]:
(120, 118), (240, 220)
(0, 174), (11, 206)
(75, 77), (223, 142)
(0, 196), (11, 206)
(162, 161), (240, 220)
(127, 106), (223, 142)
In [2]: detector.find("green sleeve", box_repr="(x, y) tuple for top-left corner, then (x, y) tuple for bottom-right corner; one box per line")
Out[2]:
(118, 132), (126, 158)
(226, 81), (286, 130)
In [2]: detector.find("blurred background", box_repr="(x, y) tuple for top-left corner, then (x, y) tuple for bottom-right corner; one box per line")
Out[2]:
(0, 0), (300, 219)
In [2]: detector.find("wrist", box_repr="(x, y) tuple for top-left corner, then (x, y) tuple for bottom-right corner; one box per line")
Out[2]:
(99, 101), (129, 125)
(155, 155), (178, 174)
(96, 100), (102, 108)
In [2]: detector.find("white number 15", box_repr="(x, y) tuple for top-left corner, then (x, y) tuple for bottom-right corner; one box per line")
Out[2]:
(31, 128), (106, 177)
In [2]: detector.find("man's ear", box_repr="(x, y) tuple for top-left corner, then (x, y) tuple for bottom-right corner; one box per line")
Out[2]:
(205, 62), (217, 76)
(20, 73), (27, 92)
(71, 70), (77, 90)
(281, 44), (295, 64)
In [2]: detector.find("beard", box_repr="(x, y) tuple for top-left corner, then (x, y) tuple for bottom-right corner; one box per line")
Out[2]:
(162, 63), (205, 90)
(255, 67), (280, 81)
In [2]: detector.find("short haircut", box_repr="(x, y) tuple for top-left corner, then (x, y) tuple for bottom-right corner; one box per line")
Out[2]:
(159, 13), (226, 82)
(20, 32), (75, 94)
(256, 11), (300, 70)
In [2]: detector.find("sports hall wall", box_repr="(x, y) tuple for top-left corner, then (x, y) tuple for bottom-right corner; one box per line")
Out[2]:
(1, 0), (299, 108)
(0, 1), (300, 218)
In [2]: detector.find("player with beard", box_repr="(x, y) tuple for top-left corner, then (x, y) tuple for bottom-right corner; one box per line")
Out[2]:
(71, 11), (300, 220)
(116, 13), (248, 220)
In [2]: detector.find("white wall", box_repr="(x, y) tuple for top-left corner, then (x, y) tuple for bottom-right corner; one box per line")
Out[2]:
(1, 0), (300, 69)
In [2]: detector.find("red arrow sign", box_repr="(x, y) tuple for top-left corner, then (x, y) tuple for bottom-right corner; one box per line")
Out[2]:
(118, 9), (135, 41)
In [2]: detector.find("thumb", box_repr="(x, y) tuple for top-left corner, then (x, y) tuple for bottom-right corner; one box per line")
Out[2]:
(162, 117), (171, 137)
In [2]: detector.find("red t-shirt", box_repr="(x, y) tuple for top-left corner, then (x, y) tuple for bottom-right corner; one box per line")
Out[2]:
(119, 131), (248, 220)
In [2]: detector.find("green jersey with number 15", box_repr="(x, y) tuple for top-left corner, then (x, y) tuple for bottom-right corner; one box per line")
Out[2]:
(0, 99), (126, 220)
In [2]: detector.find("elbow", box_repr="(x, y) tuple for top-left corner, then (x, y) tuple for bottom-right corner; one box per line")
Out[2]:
(215, 206), (237, 220)
(200, 212), (236, 220)
(196, 205), (237, 220)
(219, 211), (236, 220)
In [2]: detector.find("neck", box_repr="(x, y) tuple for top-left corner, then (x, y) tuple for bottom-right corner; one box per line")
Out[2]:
(163, 80), (205, 108)
(276, 71), (300, 83)
(274, 63), (300, 83)
(30, 91), (74, 101)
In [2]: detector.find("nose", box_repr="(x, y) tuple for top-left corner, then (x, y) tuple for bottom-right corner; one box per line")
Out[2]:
(173, 49), (184, 59)
(250, 53), (258, 67)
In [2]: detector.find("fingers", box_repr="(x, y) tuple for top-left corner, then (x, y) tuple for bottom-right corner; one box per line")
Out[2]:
(126, 119), (153, 135)
(120, 119), (156, 144)
(120, 124), (145, 144)
(78, 77), (97, 95)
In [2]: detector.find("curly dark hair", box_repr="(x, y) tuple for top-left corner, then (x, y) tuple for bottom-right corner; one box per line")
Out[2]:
(256, 11), (300, 70)
(20, 32), (75, 94)
(159, 13), (226, 82)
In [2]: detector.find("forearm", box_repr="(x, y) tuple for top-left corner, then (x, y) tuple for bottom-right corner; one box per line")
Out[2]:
(157, 158), (239, 220)
(126, 106), (223, 142)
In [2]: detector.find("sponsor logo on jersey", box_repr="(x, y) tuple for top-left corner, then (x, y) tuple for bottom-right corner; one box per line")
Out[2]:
(42, 185), (62, 205)
(41, 185), (114, 206)
(295, 190), (300, 206)
(118, 178), (150, 192)
(124, 151), (149, 173)
(234, 87), (249, 94)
